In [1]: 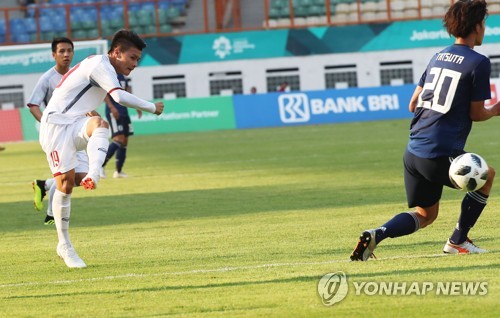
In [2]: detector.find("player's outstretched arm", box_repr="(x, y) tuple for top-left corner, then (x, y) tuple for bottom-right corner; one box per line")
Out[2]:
(470, 100), (500, 122)
(109, 89), (160, 115)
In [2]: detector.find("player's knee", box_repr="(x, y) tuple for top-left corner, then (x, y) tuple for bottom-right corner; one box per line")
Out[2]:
(420, 213), (437, 228)
(99, 119), (109, 129)
(114, 135), (127, 145)
(415, 206), (438, 228)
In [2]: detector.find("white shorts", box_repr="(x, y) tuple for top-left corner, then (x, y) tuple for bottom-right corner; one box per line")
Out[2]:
(39, 117), (90, 176)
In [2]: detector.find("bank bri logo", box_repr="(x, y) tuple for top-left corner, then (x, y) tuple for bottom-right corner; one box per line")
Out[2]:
(278, 93), (310, 123)
(276, 89), (406, 125)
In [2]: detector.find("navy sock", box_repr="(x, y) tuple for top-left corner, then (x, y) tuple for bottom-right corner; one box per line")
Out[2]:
(103, 141), (121, 167)
(449, 191), (488, 245)
(115, 145), (127, 173)
(374, 212), (420, 244)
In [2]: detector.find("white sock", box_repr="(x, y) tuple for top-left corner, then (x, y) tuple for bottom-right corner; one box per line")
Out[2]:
(44, 178), (55, 191)
(87, 127), (109, 177)
(52, 189), (71, 245)
(46, 182), (57, 216)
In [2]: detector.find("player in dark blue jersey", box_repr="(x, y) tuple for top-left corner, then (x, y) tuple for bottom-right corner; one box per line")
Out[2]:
(351, 0), (500, 261)
(100, 74), (142, 178)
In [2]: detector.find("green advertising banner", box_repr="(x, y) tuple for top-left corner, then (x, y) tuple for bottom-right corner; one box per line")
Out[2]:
(20, 104), (107, 141)
(361, 15), (500, 51)
(142, 16), (500, 66)
(20, 107), (39, 141)
(179, 30), (289, 63)
(128, 96), (236, 135)
(0, 47), (99, 75)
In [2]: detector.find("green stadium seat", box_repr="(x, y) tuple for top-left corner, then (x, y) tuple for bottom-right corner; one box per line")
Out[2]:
(269, 7), (281, 19)
(72, 29), (87, 39)
(56, 31), (68, 38)
(87, 28), (99, 39)
(294, 6), (308, 17)
(41, 31), (56, 41)
(281, 6), (290, 17)
(166, 7), (180, 20)
(297, 0), (313, 6)
(70, 20), (82, 31)
(308, 5), (324, 16)
(159, 23), (173, 33)
(133, 26), (144, 35)
(142, 25), (157, 34)
(137, 10), (153, 27)
(157, 8), (170, 24)
(102, 27), (115, 37)
(100, 20), (111, 30)
(110, 17), (124, 29)
(312, 0), (327, 5)
(272, 0), (288, 9)
(128, 15), (139, 27)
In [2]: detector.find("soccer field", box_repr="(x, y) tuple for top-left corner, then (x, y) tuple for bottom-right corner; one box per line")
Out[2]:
(0, 119), (498, 317)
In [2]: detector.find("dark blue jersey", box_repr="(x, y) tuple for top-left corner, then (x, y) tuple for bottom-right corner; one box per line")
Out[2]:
(407, 44), (491, 158)
(105, 74), (130, 117)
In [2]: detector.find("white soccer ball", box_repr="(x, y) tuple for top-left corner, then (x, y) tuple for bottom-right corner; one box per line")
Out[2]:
(449, 153), (488, 192)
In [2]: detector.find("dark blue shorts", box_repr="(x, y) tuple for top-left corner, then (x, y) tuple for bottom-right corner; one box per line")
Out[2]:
(106, 113), (134, 138)
(403, 149), (461, 208)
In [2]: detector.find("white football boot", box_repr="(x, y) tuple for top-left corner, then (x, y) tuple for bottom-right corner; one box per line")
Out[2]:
(57, 243), (87, 268)
(443, 238), (487, 254)
(113, 171), (128, 178)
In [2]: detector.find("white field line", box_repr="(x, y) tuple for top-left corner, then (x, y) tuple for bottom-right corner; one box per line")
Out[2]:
(0, 253), (447, 289)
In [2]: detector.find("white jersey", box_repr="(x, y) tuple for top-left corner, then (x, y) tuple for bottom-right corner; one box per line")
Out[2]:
(27, 67), (63, 109)
(43, 55), (122, 125)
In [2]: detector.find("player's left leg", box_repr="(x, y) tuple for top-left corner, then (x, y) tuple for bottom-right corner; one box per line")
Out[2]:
(80, 117), (109, 190)
(53, 170), (86, 268)
(444, 165), (495, 254)
(350, 150), (442, 261)
(113, 135), (128, 178)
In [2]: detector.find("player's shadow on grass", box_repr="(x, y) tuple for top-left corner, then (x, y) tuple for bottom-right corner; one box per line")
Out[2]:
(2, 183), (406, 232)
(4, 263), (497, 300)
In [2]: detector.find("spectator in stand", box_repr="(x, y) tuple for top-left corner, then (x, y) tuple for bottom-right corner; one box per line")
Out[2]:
(277, 81), (290, 92)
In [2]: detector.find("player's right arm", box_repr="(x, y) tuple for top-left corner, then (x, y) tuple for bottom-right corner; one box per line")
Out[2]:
(104, 94), (120, 119)
(409, 86), (423, 113)
(27, 74), (49, 122)
(91, 57), (163, 115)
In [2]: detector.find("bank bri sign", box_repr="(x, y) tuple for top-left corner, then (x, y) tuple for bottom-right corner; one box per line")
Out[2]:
(232, 85), (415, 129)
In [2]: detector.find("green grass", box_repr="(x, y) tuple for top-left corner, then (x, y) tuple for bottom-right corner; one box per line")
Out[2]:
(0, 119), (498, 317)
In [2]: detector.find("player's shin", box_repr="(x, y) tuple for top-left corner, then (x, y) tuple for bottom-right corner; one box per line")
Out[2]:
(52, 189), (72, 245)
(47, 182), (57, 216)
(87, 127), (109, 177)
(449, 191), (488, 244)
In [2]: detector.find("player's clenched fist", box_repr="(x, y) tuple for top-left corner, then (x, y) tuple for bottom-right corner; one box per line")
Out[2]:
(154, 101), (164, 115)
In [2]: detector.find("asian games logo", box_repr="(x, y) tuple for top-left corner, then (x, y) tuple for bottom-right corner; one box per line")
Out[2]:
(213, 36), (232, 59)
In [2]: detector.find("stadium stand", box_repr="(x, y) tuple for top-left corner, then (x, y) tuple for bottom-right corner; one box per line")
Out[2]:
(0, 0), (189, 43)
(1, 0), (499, 44)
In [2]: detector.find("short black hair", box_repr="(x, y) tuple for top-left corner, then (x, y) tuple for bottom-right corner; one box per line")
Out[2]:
(444, 0), (488, 38)
(51, 37), (74, 52)
(108, 29), (146, 54)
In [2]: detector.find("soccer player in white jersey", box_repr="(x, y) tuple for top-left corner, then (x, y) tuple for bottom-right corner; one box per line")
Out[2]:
(28, 37), (93, 226)
(39, 30), (164, 268)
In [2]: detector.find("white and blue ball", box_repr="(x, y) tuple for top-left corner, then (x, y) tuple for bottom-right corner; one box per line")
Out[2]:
(449, 153), (488, 192)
